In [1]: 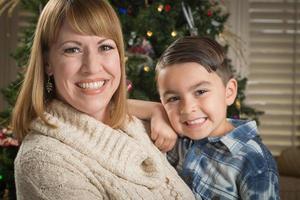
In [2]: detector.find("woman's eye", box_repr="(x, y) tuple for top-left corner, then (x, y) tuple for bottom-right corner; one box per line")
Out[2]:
(100, 44), (114, 51)
(195, 90), (207, 96)
(166, 96), (180, 103)
(64, 47), (81, 54)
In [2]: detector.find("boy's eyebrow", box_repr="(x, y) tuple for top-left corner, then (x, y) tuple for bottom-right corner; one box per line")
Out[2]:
(162, 81), (211, 98)
(190, 81), (211, 90)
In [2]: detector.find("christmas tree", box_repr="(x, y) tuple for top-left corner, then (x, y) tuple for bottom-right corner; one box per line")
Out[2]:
(109, 0), (262, 120)
(0, 0), (262, 199)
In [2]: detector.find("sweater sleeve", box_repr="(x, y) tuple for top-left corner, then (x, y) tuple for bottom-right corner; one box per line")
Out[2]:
(14, 147), (105, 200)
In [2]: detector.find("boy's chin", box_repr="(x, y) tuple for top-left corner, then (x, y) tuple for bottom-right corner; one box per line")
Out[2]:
(181, 132), (206, 140)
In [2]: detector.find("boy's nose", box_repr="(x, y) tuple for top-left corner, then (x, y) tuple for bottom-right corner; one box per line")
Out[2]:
(180, 98), (197, 114)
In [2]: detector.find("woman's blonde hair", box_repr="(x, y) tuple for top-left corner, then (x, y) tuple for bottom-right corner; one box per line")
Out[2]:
(11, 0), (128, 141)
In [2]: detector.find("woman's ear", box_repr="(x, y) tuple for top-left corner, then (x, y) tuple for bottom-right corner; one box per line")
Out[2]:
(225, 78), (238, 106)
(45, 63), (53, 76)
(44, 52), (53, 76)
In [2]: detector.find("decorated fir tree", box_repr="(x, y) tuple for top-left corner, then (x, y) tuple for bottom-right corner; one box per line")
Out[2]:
(0, 0), (262, 199)
(110, 0), (262, 120)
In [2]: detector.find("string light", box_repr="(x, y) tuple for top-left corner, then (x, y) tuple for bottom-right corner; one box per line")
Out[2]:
(144, 65), (150, 72)
(146, 31), (153, 37)
(171, 31), (177, 37)
(157, 4), (164, 12)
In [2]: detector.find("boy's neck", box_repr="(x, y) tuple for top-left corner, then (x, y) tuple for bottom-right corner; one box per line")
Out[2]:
(210, 119), (235, 137)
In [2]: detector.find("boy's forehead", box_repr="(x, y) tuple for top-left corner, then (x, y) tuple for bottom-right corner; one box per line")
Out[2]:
(157, 62), (223, 93)
(157, 62), (211, 81)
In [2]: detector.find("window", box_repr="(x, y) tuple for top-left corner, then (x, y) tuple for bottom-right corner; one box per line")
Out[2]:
(226, 0), (300, 156)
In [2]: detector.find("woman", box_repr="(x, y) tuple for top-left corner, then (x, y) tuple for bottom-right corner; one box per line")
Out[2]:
(12, 0), (195, 199)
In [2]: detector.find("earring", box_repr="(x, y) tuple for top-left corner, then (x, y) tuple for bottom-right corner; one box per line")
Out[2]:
(46, 75), (53, 93)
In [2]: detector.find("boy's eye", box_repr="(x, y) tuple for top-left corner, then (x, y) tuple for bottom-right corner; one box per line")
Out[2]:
(166, 96), (180, 103)
(99, 44), (114, 51)
(64, 47), (81, 54)
(195, 90), (207, 96)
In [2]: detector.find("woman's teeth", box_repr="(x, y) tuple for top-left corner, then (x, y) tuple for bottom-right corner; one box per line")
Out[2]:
(78, 81), (105, 89)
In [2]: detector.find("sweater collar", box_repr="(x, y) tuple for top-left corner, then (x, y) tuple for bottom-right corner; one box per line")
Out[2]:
(30, 100), (164, 188)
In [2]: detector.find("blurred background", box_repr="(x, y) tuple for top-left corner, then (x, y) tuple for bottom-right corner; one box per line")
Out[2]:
(0, 0), (299, 199)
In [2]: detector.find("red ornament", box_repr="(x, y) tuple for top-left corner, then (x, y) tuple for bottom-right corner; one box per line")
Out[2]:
(126, 80), (133, 92)
(164, 4), (171, 12)
(207, 10), (212, 17)
(0, 132), (4, 139)
(233, 114), (240, 119)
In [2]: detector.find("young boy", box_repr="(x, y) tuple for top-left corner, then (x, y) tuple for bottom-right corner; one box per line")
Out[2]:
(130, 36), (280, 199)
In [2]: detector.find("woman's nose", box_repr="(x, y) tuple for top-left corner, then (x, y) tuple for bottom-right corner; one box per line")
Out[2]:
(81, 50), (102, 74)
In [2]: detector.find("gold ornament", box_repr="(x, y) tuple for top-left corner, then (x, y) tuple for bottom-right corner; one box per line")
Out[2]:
(235, 99), (241, 110)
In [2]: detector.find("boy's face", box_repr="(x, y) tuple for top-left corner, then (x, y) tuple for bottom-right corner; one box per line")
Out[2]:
(157, 62), (237, 140)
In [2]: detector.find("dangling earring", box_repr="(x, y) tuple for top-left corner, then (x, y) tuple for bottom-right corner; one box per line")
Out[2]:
(46, 75), (53, 93)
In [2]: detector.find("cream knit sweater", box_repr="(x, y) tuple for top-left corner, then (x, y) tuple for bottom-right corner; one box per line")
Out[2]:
(14, 100), (195, 200)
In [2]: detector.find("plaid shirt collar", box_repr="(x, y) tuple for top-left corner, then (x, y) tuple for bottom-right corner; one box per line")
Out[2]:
(193, 119), (258, 155)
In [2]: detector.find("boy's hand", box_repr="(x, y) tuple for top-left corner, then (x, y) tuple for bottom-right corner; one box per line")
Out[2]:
(150, 105), (177, 152)
(127, 99), (177, 152)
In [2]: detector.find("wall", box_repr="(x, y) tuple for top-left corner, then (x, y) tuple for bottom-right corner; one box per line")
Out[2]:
(0, 8), (20, 111)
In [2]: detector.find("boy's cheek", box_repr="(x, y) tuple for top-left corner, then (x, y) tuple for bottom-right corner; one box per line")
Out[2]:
(167, 112), (181, 131)
(164, 107), (176, 119)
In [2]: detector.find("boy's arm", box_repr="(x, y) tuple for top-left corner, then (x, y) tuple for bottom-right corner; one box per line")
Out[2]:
(127, 99), (177, 152)
(240, 170), (280, 199)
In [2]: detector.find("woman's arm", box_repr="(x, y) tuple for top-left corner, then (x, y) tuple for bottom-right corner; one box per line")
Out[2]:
(127, 99), (177, 152)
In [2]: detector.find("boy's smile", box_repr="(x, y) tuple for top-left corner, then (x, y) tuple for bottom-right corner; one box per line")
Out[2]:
(157, 62), (237, 140)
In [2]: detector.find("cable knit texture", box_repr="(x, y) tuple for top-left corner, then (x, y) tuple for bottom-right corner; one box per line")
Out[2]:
(14, 100), (195, 200)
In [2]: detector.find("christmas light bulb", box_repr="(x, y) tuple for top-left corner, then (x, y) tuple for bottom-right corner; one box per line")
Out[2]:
(144, 65), (150, 72)
(157, 4), (164, 12)
(147, 31), (153, 37)
(171, 31), (177, 37)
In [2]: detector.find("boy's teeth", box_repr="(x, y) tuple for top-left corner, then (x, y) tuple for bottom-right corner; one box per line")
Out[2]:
(187, 118), (206, 125)
(78, 81), (105, 89)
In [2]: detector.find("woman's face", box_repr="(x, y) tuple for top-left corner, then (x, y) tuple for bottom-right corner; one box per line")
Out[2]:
(46, 20), (121, 122)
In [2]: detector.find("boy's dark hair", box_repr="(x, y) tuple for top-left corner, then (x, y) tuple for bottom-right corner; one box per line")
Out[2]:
(156, 36), (233, 85)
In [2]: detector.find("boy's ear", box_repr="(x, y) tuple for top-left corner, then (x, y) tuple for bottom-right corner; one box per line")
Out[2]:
(225, 78), (238, 106)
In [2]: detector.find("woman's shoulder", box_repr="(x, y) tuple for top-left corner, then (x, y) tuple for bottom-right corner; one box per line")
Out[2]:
(14, 132), (105, 199)
(18, 131), (62, 152)
(15, 131), (75, 168)
(14, 130), (87, 184)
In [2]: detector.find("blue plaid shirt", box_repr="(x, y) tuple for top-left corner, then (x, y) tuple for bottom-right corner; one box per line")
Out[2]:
(167, 119), (280, 200)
